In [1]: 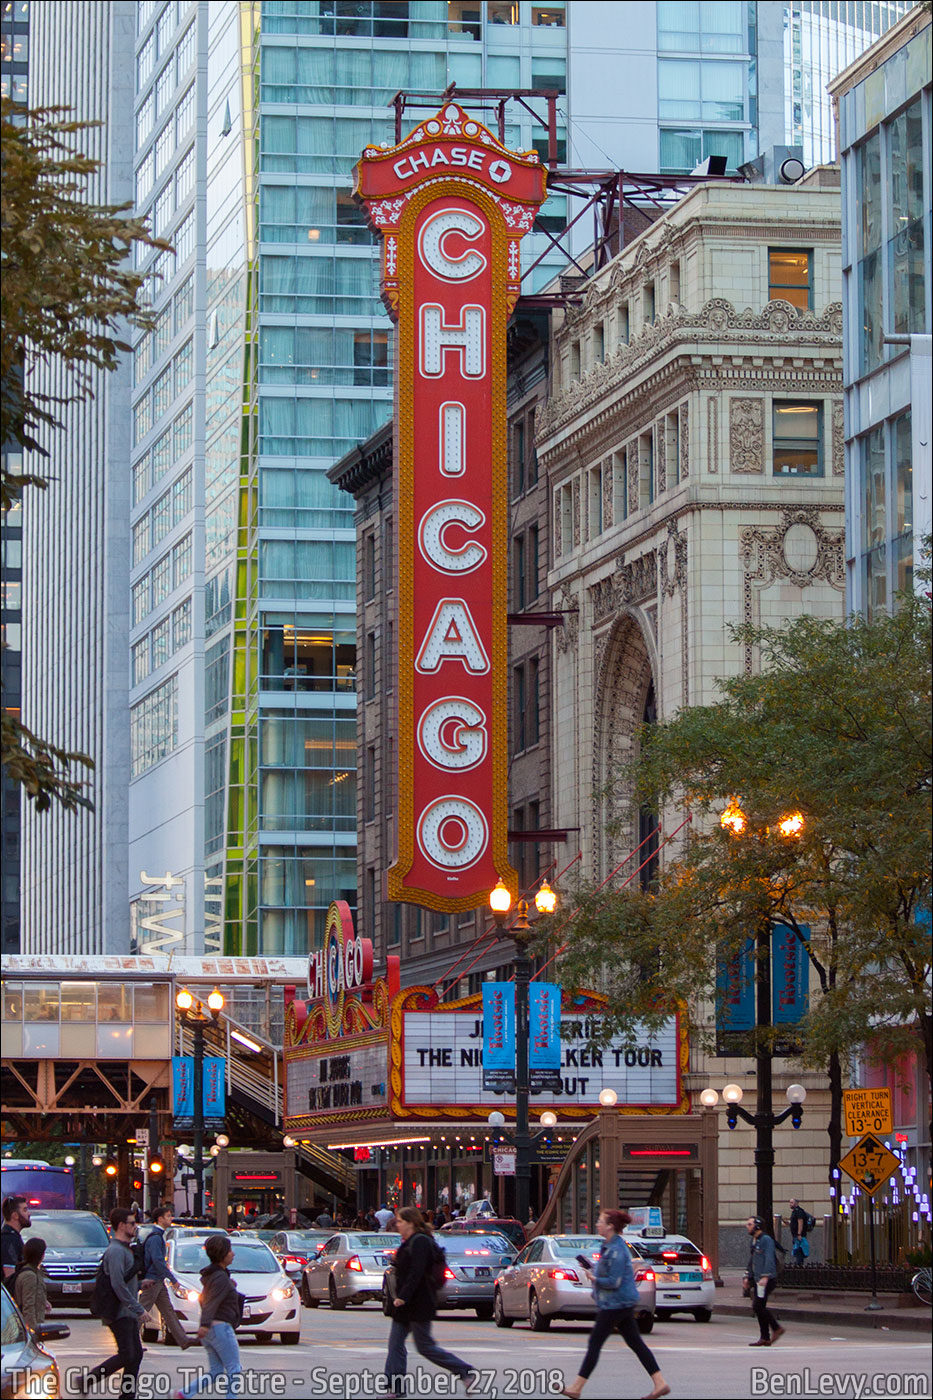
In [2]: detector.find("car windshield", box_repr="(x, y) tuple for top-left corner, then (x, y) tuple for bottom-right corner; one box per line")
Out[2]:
(285, 1233), (327, 1247)
(350, 1235), (400, 1249)
(174, 1242), (280, 1275)
(553, 1238), (602, 1258)
(1, 1288), (27, 1347)
(631, 1239), (701, 1260)
(444, 1236), (511, 1255)
(23, 1216), (109, 1247)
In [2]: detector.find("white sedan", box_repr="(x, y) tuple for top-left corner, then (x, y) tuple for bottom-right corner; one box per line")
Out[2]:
(624, 1229), (715, 1322)
(151, 1237), (301, 1345)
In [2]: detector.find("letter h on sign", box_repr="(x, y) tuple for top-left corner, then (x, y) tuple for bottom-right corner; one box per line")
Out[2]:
(355, 104), (546, 914)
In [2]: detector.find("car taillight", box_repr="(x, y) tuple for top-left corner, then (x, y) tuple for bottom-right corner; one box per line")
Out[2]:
(701, 1255), (713, 1279)
(315, 1243), (326, 1253)
(661, 1252), (678, 1260)
(443, 1267), (456, 1280)
(548, 1268), (579, 1282)
(346, 1255), (363, 1272)
(284, 1255), (308, 1267)
(634, 1270), (655, 1283)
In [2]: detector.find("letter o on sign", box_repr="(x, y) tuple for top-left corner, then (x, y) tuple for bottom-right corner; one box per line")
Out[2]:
(418, 797), (488, 870)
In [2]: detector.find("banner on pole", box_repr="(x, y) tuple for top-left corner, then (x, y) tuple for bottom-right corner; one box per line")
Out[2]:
(529, 981), (562, 1093)
(715, 938), (755, 1051)
(771, 924), (809, 1027)
(203, 1057), (226, 1118)
(482, 982), (515, 1092)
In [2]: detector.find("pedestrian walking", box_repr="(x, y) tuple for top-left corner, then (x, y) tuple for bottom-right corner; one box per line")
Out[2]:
(561, 1209), (669, 1400)
(138, 1203), (194, 1349)
(77, 1207), (152, 1399)
(314, 1204), (335, 1228)
(374, 1203), (395, 1230)
(384, 1206), (475, 1397)
(744, 1216), (785, 1347)
(175, 1233), (244, 1399)
(1, 1196), (31, 1282)
(12, 1237), (50, 1331)
(787, 1199), (811, 1266)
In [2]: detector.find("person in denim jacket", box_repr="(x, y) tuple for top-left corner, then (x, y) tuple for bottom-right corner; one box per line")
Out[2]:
(562, 1208), (669, 1400)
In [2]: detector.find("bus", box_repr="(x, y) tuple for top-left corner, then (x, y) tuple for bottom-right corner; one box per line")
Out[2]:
(1, 1159), (76, 1210)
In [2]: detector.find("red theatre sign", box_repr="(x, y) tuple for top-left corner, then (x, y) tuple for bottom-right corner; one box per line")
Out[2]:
(355, 105), (546, 912)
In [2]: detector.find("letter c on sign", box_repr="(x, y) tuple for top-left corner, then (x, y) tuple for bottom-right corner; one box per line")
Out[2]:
(418, 500), (487, 574)
(418, 208), (487, 282)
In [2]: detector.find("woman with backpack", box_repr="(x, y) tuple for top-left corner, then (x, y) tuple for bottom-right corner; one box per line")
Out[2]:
(175, 1233), (244, 1399)
(12, 1237), (49, 1331)
(384, 1206), (476, 1397)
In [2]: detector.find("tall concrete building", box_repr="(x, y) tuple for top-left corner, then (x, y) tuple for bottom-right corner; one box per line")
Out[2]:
(21, 0), (912, 959)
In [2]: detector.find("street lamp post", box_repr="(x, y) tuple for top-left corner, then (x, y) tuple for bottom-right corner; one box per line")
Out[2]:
(488, 880), (557, 1226)
(175, 987), (224, 1218)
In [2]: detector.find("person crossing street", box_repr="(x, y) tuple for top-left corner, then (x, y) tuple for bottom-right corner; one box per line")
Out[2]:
(744, 1216), (786, 1347)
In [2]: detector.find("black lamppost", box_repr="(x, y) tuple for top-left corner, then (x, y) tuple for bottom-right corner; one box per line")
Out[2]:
(488, 879), (557, 1227)
(175, 986), (225, 1218)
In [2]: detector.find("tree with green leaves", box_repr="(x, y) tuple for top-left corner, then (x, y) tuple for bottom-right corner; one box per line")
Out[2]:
(1, 97), (166, 810)
(549, 589), (932, 1202)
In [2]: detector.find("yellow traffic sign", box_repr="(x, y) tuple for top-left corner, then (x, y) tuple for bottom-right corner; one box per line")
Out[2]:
(843, 1087), (893, 1137)
(838, 1133), (900, 1196)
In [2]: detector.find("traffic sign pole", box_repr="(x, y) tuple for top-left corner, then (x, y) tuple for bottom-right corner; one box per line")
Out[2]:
(865, 1187), (881, 1312)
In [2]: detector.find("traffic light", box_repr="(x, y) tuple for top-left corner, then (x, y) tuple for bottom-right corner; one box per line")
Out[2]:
(147, 1151), (165, 1178)
(104, 1161), (118, 1179)
(131, 1171), (144, 1194)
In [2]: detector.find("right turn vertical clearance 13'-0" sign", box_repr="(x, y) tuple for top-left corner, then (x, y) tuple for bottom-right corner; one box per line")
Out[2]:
(355, 105), (547, 912)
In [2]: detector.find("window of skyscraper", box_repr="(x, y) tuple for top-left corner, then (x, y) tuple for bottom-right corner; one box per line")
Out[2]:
(532, 3), (565, 24)
(488, 2), (518, 24)
(768, 249), (812, 309)
(857, 132), (883, 373)
(658, 58), (745, 121)
(659, 126), (744, 173)
(773, 401), (822, 477)
(657, 0), (744, 53)
(448, 1), (481, 39)
(888, 99), (925, 336)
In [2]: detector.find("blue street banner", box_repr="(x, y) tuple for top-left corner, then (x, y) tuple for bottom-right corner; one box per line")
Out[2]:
(203, 1057), (226, 1118)
(771, 924), (809, 1026)
(482, 982), (516, 1092)
(529, 982), (562, 1093)
(172, 1056), (194, 1118)
(716, 937), (755, 1047)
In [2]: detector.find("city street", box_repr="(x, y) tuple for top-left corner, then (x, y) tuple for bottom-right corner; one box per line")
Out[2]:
(50, 1304), (932, 1399)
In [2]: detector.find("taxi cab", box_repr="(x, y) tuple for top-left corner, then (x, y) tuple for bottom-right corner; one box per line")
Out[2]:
(623, 1225), (714, 1322)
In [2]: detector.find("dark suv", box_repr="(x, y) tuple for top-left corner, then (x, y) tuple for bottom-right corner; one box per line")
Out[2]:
(21, 1210), (110, 1309)
(439, 1219), (528, 1251)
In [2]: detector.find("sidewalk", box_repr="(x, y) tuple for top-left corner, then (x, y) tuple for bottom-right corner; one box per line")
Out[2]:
(716, 1270), (931, 1333)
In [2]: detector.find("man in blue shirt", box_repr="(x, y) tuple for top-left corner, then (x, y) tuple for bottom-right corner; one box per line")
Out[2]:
(138, 1202), (193, 1348)
(745, 1216), (786, 1347)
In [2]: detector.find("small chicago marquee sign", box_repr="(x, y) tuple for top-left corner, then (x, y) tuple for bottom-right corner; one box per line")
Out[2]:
(354, 105), (547, 912)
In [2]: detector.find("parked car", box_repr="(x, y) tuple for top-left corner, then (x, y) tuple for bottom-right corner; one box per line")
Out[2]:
(152, 1236), (300, 1345)
(439, 1218), (528, 1250)
(624, 1229), (714, 1322)
(269, 1230), (332, 1283)
(302, 1232), (400, 1309)
(20, 1210), (109, 1311)
(0, 1284), (69, 1399)
(384, 1232), (516, 1321)
(494, 1233), (656, 1333)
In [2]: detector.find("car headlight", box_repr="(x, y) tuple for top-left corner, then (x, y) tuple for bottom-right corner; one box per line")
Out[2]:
(173, 1283), (200, 1302)
(271, 1284), (295, 1302)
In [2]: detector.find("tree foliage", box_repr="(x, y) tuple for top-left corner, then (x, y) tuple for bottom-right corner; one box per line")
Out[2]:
(547, 591), (932, 1134)
(1, 98), (167, 808)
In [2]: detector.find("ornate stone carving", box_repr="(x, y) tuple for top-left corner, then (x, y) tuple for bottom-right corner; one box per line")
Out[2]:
(552, 488), (561, 557)
(655, 421), (666, 494)
(831, 399), (845, 477)
(707, 397), (719, 473)
(590, 572), (621, 624)
(555, 584), (579, 654)
(572, 477), (581, 547)
(730, 398), (765, 474)
(658, 521), (687, 599)
(591, 614), (657, 876)
(679, 401), (689, 480)
(740, 507), (845, 671)
(537, 298), (843, 440)
(620, 551), (657, 604)
(627, 440), (639, 515)
(602, 464), (614, 530)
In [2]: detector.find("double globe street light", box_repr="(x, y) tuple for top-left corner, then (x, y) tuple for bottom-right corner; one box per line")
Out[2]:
(175, 987), (225, 1217)
(487, 879), (557, 1225)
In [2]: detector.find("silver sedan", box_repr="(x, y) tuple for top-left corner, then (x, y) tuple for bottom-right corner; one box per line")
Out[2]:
(494, 1234), (657, 1333)
(301, 1232), (401, 1309)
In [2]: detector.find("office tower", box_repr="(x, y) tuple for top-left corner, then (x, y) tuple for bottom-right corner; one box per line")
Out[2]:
(19, 0), (136, 953)
(23, 0), (913, 958)
(831, 6), (931, 616)
(1, 0), (29, 956)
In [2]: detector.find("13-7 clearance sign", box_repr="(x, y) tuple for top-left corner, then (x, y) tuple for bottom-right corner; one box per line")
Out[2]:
(355, 106), (546, 911)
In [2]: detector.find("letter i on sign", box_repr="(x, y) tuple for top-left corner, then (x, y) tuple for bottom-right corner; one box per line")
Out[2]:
(354, 105), (546, 912)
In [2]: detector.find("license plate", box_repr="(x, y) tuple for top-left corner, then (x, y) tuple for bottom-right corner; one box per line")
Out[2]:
(474, 1268), (490, 1278)
(62, 1282), (83, 1293)
(665, 1273), (681, 1283)
(242, 1305), (251, 1319)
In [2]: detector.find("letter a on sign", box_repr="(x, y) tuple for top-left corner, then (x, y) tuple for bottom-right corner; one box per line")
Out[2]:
(354, 105), (546, 911)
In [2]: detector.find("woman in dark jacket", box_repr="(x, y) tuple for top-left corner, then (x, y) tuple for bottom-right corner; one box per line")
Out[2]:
(384, 1206), (475, 1396)
(178, 1234), (243, 1399)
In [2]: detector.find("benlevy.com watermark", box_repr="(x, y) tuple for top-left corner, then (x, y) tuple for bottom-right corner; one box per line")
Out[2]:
(751, 1369), (930, 1398)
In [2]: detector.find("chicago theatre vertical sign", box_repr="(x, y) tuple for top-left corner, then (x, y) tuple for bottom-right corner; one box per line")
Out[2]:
(355, 105), (546, 911)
